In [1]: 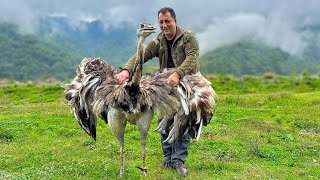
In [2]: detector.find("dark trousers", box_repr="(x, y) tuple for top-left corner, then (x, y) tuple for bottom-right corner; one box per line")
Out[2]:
(159, 118), (190, 165)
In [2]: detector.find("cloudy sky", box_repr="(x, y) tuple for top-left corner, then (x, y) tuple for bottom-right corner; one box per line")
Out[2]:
(0, 0), (319, 55)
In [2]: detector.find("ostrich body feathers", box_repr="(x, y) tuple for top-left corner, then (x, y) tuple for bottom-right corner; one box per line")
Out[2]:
(65, 58), (217, 142)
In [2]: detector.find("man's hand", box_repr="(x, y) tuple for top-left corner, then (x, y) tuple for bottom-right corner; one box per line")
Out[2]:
(114, 70), (129, 84)
(167, 72), (180, 86)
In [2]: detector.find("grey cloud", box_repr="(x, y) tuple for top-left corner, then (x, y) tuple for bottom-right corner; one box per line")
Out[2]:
(0, 0), (37, 32)
(197, 12), (308, 55)
(0, 0), (319, 55)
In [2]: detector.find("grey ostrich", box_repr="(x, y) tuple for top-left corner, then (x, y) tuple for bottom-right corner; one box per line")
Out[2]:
(64, 23), (217, 177)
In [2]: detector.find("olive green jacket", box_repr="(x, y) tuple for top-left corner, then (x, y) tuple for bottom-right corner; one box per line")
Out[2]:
(123, 26), (200, 78)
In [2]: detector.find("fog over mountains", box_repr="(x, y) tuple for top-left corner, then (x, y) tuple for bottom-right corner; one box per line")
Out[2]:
(0, 0), (320, 80)
(1, 0), (319, 55)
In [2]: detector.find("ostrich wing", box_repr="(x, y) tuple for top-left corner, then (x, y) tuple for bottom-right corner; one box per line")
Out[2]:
(65, 58), (116, 140)
(159, 72), (218, 143)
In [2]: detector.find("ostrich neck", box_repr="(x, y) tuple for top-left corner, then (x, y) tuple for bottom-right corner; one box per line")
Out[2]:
(131, 35), (147, 86)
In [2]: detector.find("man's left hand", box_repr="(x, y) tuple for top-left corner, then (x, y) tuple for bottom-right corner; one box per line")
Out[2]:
(167, 72), (180, 86)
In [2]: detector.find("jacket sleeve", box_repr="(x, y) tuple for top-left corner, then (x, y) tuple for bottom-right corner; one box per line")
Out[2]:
(123, 37), (160, 75)
(176, 32), (199, 78)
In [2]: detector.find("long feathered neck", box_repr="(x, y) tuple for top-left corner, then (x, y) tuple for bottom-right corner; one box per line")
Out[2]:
(130, 35), (146, 86)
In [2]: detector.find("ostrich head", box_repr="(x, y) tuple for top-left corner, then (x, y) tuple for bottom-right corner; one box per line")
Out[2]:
(137, 22), (157, 40)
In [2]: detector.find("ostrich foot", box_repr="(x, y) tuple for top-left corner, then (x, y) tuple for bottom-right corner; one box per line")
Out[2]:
(137, 166), (148, 176)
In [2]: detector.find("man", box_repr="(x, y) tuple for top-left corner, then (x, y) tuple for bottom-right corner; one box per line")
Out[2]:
(114, 7), (200, 177)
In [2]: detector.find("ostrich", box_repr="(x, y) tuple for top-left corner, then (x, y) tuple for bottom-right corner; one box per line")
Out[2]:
(64, 23), (217, 177)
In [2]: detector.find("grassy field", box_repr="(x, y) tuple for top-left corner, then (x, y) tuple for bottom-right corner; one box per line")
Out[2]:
(0, 75), (319, 179)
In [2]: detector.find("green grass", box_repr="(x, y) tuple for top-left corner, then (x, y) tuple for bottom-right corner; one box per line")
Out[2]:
(0, 77), (319, 179)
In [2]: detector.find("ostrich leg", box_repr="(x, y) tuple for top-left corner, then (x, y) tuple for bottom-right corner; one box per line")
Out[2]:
(119, 141), (125, 177)
(108, 108), (127, 177)
(135, 110), (153, 175)
(114, 130), (126, 177)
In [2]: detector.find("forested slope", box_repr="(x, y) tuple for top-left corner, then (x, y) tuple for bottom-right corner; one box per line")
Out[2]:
(200, 37), (320, 76)
(0, 22), (81, 80)
(1, 21), (319, 81)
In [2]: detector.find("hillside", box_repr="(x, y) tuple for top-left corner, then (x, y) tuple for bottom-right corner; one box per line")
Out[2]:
(0, 20), (158, 81)
(200, 35), (320, 76)
(37, 16), (138, 67)
(1, 20), (320, 81)
(0, 22), (81, 80)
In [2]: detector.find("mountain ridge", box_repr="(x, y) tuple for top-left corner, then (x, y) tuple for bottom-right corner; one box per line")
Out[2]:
(0, 19), (319, 81)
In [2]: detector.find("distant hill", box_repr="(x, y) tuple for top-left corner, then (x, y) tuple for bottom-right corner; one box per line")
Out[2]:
(0, 22), (81, 80)
(0, 18), (319, 81)
(199, 40), (320, 75)
(37, 16), (138, 67)
(0, 19), (160, 81)
(200, 40), (289, 75)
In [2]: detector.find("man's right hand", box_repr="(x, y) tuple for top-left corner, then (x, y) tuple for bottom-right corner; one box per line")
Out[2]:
(114, 70), (129, 84)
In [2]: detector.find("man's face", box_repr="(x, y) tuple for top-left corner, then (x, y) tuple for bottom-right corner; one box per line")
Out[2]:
(158, 12), (177, 40)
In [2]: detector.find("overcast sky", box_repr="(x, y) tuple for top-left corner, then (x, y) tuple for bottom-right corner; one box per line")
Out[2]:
(0, 0), (319, 55)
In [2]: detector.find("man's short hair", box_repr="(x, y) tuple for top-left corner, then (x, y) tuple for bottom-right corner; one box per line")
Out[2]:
(158, 7), (176, 19)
